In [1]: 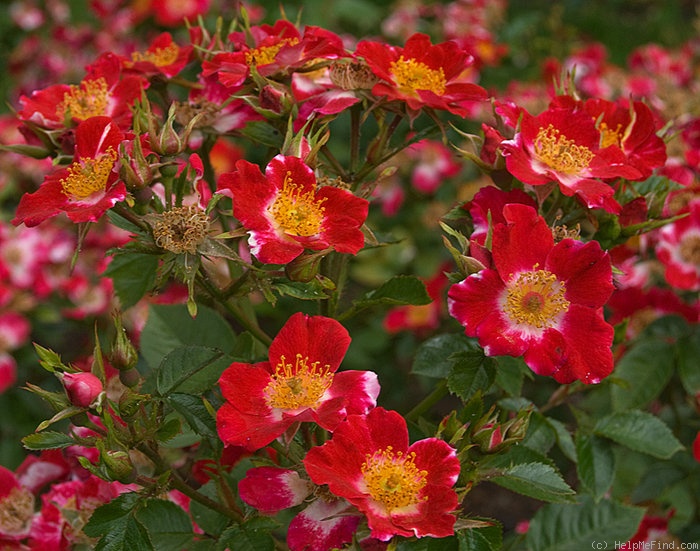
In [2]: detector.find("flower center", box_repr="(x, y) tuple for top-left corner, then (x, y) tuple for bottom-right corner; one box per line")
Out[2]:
(60, 147), (117, 200)
(151, 204), (210, 254)
(504, 268), (570, 329)
(130, 42), (180, 66)
(361, 447), (428, 511)
(598, 121), (623, 148)
(679, 233), (700, 265)
(57, 77), (110, 121)
(534, 124), (594, 174)
(264, 353), (334, 410)
(390, 56), (446, 96)
(268, 172), (326, 237)
(0, 486), (34, 536)
(245, 38), (299, 67)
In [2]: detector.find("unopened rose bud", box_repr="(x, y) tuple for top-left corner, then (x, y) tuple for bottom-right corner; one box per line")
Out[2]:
(62, 372), (103, 408)
(284, 249), (328, 282)
(101, 450), (136, 484)
(109, 314), (139, 371)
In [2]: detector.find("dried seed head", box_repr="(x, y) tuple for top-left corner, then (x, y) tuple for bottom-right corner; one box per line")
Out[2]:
(152, 204), (210, 254)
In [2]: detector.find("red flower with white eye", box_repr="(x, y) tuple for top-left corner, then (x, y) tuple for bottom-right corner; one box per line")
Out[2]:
(498, 102), (642, 213)
(13, 116), (127, 227)
(448, 203), (615, 384)
(656, 200), (700, 291)
(217, 154), (368, 265)
(122, 32), (193, 78)
(355, 33), (488, 117)
(216, 313), (379, 451)
(18, 52), (146, 130)
(303, 407), (460, 541)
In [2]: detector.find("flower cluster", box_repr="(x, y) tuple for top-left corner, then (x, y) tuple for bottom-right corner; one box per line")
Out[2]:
(0, 1), (698, 550)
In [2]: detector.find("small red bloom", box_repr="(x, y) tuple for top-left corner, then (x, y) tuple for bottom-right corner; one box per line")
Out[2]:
(303, 407), (460, 541)
(150, 0), (210, 27)
(656, 200), (700, 291)
(216, 313), (379, 451)
(18, 52), (146, 130)
(122, 32), (193, 78)
(13, 116), (127, 227)
(217, 155), (368, 264)
(448, 204), (615, 384)
(498, 101), (642, 213)
(356, 33), (488, 117)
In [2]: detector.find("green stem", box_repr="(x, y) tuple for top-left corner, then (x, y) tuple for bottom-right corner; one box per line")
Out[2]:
(198, 274), (273, 346)
(404, 380), (449, 423)
(169, 471), (244, 522)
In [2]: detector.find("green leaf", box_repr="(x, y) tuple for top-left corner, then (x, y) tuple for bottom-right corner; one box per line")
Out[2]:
(456, 520), (503, 551)
(139, 304), (237, 370)
(272, 279), (331, 300)
(447, 351), (496, 402)
(155, 346), (230, 397)
(412, 333), (477, 378)
(352, 275), (431, 311)
(678, 329), (700, 395)
(575, 433), (615, 502)
(525, 496), (645, 551)
(547, 418), (577, 463)
(611, 338), (674, 411)
(189, 480), (231, 537)
(216, 518), (277, 551)
(494, 356), (526, 396)
(22, 431), (75, 450)
(594, 410), (684, 459)
(104, 251), (159, 310)
(135, 498), (194, 551)
(106, 209), (148, 235)
(489, 462), (576, 503)
(521, 412), (557, 455)
(167, 393), (217, 439)
(84, 493), (154, 551)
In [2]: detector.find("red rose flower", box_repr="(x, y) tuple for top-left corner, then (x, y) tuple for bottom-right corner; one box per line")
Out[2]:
(448, 203), (615, 384)
(656, 200), (700, 291)
(303, 407), (460, 541)
(216, 313), (379, 451)
(355, 33), (488, 117)
(217, 154), (368, 264)
(18, 52), (146, 130)
(498, 102), (642, 213)
(13, 116), (127, 227)
(122, 32), (193, 78)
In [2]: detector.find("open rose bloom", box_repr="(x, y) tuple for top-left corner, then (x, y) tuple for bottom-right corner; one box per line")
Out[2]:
(217, 312), (380, 451)
(448, 203), (615, 384)
(217, 154), (369, 264)
(303, 407), (460, 541)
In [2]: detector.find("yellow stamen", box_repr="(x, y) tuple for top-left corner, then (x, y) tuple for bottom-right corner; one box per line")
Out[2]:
(264, 353), (334, 410)
(534, 124), (594, 174)
(268, 172), (326, 237)
(390, 56), (446, 96)
(60, 148), (117, 200)
(245, 38), (299, 67)
(57, 77), (110, 121)
(504, 268), (570, 329)
(130, 42), (180, 66)
(599, 121), (623, 148)
(362, 447), (428, 511)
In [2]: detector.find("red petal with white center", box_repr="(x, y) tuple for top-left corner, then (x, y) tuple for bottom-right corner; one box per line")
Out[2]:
(216, 401), (291, 452)
(447, 269), (505, 339)
(238, 467), (311, 513)
(312, 370), (380, 431)
(546, 238), (613, 308)
(493, 204), (552, 277)
(287, 499), (361, 551)
(268, 312), (350, 373)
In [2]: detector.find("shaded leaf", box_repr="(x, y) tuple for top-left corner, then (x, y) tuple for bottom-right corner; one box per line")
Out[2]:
(594, 410), (684, 459)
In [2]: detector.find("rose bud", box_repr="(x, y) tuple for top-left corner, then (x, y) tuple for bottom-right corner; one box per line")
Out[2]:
(62, 372), (104, 408)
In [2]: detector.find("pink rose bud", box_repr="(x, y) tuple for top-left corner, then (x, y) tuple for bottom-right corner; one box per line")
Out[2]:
(63, 372), (103, 408)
